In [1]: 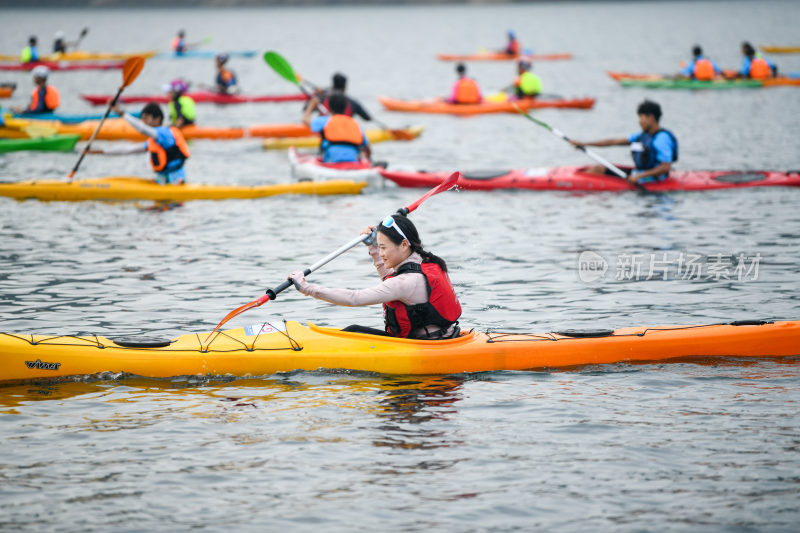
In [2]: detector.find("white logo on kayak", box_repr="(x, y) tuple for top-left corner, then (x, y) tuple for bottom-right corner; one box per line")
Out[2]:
(578, 251), (608, 282)
(244, 322), (286, 336)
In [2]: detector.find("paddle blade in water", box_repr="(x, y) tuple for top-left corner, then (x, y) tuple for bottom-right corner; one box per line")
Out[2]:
(403, 171), (461, 214)
(205, 294), (271, 343)
(121, 56), (145, 88)
(264, 51), (299, 84)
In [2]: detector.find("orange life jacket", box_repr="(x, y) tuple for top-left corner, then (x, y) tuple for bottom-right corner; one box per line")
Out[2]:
(29, 85), (59, 112)
(171, 36), (183, 52)
(147, 127), (191, 172)
(749, 58), (772, 79)
(693, 58), (715, 81)
(507, 39), (520, 55)
(454, 77), (481, 104)
(321, 115), (364, 147)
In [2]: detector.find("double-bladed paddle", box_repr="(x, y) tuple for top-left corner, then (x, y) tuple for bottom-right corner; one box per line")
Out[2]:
(67, 56), (145, 180)
(204, 171), (461, 342)
(511, 103), (648, 192)
(263, 51), (416, 141)
(74, 27), (89, 50)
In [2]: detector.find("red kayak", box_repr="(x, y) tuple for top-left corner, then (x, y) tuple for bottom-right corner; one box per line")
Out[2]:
(0, 61), (124, 71)
(379, 166), (800, 192)
(81, 91), (308, 106)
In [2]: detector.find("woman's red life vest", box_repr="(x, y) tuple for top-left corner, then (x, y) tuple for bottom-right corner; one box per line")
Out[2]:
(323, 96), (353, 117)
(454, 77), (481, 104)
(147, 127), (191, 172)
(692, 58), (715, 81)
(29, 85), (59, 112)
(749, 57), (772, 79)
(383, 261), (462, 339)
(321, 115), (364, 147)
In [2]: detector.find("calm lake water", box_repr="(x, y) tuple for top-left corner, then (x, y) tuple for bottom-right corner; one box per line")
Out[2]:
(1, 1), (800, 531)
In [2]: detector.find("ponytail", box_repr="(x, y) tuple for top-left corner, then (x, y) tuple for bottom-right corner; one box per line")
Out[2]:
(411, 244), (448, 273)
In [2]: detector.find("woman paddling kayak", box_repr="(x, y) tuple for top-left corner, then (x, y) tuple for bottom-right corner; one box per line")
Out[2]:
(288, 214), (462, 339)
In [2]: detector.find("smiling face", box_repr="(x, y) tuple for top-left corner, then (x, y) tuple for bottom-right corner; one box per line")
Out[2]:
(377, 231), (411, 270)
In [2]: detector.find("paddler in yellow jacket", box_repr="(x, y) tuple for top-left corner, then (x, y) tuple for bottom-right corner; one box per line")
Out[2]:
(165, 79), (196, 128)
(512, 60), (542, 99)
(20, 36), (40, 63)
(303, 93), (371, 163)
(89, 102), (191, 185)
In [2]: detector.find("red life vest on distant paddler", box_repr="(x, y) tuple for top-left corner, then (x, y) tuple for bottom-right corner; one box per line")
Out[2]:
(147, 127), (191, 172)
(321, 115), (364, 147)
(383, 261), (462, 339)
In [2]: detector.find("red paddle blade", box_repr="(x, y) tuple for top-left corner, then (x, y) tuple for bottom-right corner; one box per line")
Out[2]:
(404, 171), (461, 214)
(204, 294), (270, 343)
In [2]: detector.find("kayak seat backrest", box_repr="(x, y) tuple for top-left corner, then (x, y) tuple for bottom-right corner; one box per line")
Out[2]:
(112, 338), (175, 348)
(713, 172), (767, 184)
(554, 329), (615, 338)
(460, 170), (511, 180)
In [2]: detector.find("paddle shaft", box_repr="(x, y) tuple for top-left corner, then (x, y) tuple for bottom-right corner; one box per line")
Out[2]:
(68, 86), (124, 179)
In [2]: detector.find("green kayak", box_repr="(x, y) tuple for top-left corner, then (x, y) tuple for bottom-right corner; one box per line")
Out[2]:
(618, 78), (764, 89)
(0, 134), (81, 153)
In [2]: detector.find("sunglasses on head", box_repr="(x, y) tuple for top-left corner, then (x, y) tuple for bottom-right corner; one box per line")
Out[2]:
(381, 216), (409, 243)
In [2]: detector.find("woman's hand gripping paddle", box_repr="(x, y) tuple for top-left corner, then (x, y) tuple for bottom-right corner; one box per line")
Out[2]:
(204, 171), (461, 343)
(67, 56), (145, 181)
(263, 50), (416, 140)
(511, 103), (648, 192)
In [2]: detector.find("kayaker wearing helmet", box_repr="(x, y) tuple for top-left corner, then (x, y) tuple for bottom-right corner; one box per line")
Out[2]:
(570, 100), (678, 185)
(215, 54), (238, 95)
(447, 63), (482, 104)
(503, 30), (521, 56)
(165, 79), (196, 128)
(513, 60), (542, 99)
(679, 45), (721, 81)
(303, 92), (371, 163)
(313, 72), (373, 121)
(20, 36), (39, 64)
(13, 66), (59, 114)
(288, 214), (462, 340)
(91, 102), (191, 185)
(738, 42), (777, 79)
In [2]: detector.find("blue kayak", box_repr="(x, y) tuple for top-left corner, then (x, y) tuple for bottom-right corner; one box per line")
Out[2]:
(12, 111), (141, 124)
(155, 50), (258, 59)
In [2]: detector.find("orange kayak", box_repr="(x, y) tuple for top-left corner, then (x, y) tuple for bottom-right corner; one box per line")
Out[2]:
(378, 96), (595, 116)
(437, 52), (572, 61)
(0, 83), (15, 98)
(10, 117), (245, 141)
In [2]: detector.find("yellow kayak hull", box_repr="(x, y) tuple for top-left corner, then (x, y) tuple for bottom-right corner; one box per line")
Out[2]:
(1, 320), (798, 381)
(0, 50), (158, 62)
(262, 125), (424, 150)
(0, 177), (367, 202)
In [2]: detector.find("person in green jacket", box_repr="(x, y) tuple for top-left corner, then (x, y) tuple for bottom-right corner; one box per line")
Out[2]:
(513, 60), (542, 99)
(165, 79), (196, 128)
(20, 36), (39, 63)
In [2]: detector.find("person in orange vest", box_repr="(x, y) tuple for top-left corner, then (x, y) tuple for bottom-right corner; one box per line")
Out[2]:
(503, 30), (521, 56)
(90, 102), (191, 185)
(302, 93), (371, 163)
(446, 63), (482, 104)
(172, 30), (187, 54)
(214, 54), (238, 95)
(287, 213), (462, 339)
(679, 45), (721, 81)
(14, 66), (59, 114)
(739, 42), (777, 79)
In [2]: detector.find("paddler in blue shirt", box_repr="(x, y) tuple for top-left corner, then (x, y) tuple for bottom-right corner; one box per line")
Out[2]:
(20, 36), (39, 63)
(738, 42), (777, 79)
(679, 45), (722, 80)
(570, 100), (678, 184)
(302, 93), (371, 163)
(89, 102), (191, 185)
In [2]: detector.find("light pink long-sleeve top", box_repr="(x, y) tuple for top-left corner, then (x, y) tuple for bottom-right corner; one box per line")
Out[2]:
(295, 246), (457, 338)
